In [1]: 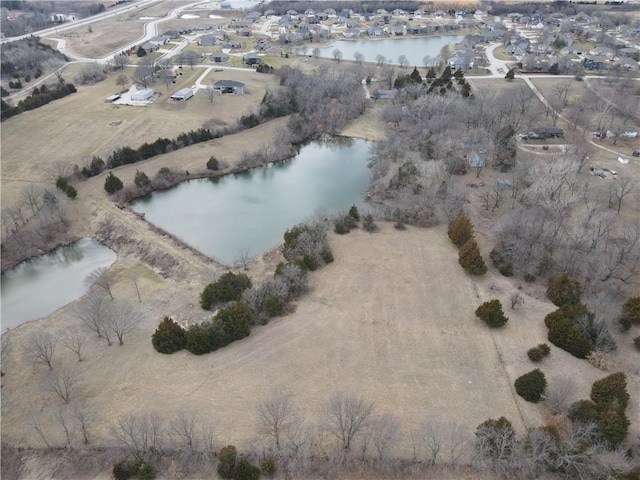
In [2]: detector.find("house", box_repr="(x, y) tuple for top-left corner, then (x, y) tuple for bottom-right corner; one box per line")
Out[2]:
(614, 57), (639, 71)
(212, 80), (245, 95)
(236, 28), (252, 37)
(533, 127), (564, 138)
(140, 42), (160, 52)
(374, 89), (396, 100)
(50, 13), (77, 22)
(131, 88), (155, 101)
(170, 88), (194, 101)
(243, 53), (261, 65)
(583, 55), (607, 70)
(507, 38), (530, 55)
(223, 41), (242, 49)
(589, 46), (615, 59)
(618, 47), (639, 57)
(343, 28), (362, 38)
(162, 30), (181, 38)
(448, 56), (474, 69)
(210, 52), (229, 63)
(468, 151), (486, 169)
(148, 36), (169, 47)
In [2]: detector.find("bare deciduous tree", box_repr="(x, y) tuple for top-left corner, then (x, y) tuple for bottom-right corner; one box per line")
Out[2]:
(235, 249), (251, 271)
(21, 184), (43, 216)
(45, 364), (78, 403)
(370, 413), (400, 461)
(510, 292), (524, 310)
(608, 177), (635, 214)
(70, 399), (96, 445)
(545, 378), (576, 415)
(23, 332), (56, 369)
(257, 390), (297, 451)
(54, 406), (74, 449)
(324, 391), (374, 455)
(57, 327), (87, 361)
(116, 73), (129, 90)
(106, 301), (141, 346)
(29, 414), (51, 449)
(85, 266), (114, 299)
(111, 413), (163, 459)
(73, 292), (109, 338)
(113, 53), (129, 70)
(169, 411), (205, 453)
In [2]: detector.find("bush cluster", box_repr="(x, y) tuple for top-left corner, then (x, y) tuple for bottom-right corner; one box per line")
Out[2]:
(185, 302), (252, 355)
(334, 206), (360, 234)
(475, 299), (508, 328)
(217, 445), (260, 480)
(527, 343), (550, 362)
(113, 460), (156, 480)
(514, 368), (547, 402)
(448, 210), (487, 275)
(283, 221), (333, 272)
(55, 176), (77, 199)
(200, 272), (252, 310)
(619, 295), (640, 331)
(81, 156), (105, 178)
(569, 372), (631, 449)
(1, 82), (77, 121)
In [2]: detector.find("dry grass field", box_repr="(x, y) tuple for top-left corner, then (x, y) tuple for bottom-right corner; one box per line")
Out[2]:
(0, 66), (280, 206)
(2, 223), (613, 460)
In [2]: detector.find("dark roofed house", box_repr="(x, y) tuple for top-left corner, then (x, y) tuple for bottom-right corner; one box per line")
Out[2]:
(162, 30), (181, 38)
(533, 127), (564, 138)
(374, 89), (396, 100)
(243, 52), (261, 65)
(223, 41), (242, 49)
(583, 55), (607, 70)
(212, 80), (245, 95)
(211, 52), (229, 63)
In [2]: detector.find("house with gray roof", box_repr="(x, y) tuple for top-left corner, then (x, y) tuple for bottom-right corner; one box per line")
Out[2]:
(212, 80), (245, 95)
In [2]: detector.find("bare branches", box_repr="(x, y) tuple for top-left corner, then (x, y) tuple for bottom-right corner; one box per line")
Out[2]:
(106, 301), (141, 346)
(324, 391), (374, 453)
(45, 364), (78, 403)
(70, 399), (96, 445)
(370, 413), (400, 461)
(57, 327), (87, 361)
(73, 292), (109, 338)
(111, 413), (163, 460)
(23, 332), (56, 369)
(85, 266), (114, 300)
(257, 390), (297, 451)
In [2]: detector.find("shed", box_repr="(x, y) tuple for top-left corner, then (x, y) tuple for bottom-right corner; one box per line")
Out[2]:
(131, 88), (155, 101)
(212, 80), (245, 95)
(170, 88), (194, 101)
(104, 94), (121, 103)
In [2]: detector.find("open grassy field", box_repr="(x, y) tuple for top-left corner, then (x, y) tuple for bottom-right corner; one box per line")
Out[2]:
(0, 66), (280, 206)
(3, 222), (612, 459)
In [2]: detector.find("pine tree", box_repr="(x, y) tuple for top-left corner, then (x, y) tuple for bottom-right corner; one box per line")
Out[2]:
(505, 68), (515, 81)
(459, 238), (487, 275)
(514, 369), (546, 402)
(475, 299), (508, 328)
(104, 172), (123, 194)
(447, 209), (474, 247)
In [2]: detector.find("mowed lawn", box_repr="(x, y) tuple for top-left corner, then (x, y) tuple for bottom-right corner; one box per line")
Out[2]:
(0, 66), (280, 205)
(2, 224), (546, 457)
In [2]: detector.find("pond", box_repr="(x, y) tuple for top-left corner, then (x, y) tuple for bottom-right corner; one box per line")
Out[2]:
(1, 238), (117, 330)
(130, 137), (371, 265)
(299, 35), (467, 66)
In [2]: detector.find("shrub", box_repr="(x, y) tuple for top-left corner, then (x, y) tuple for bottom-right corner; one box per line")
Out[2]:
(218, 445), (238, 480)
(362, 213), (377, 232)
(619, 296), (640, 331)
(448, 209), (474, 247)
(321, 248), (334, 264)
(136, 462), (156, 480)
(590, 372), (629, 412)
(597, 408), (630, 449)
(207, 156), (220, 171)
(546, 272), (582, 307)
(548, 318), (593, 359)
(233, 458), (260, 480)
(499, 263), (513, 277)
(524, 273), (536, 283)
(568, 399), (599, 424)
(157, 167), (171, 177)
(634, 336), (640, 351)
(104, 172), (124, 194)
(334, 217), (350, 234)
(134, 170), (150, 188)
(81, 155), (104, 177)
(260, 456), (276, 477)
(113, 461), (135, 480)
(263, 295), (283, 317)
(56, 176), (69, 191)
(185, 325), (211, 355)
(514, 369), (547, 402)
(475, 299), (508, 328)
(544, 303), (592, 329)
(475, 417), (516, 461)
(348, 205), (360, 221)
(65, 184), (77, 199)
(200, 272), (252, 310)
(152, 317), (186, 354)
(209, 302), (252, 350)
(527, 343), (550, 362)
(459, 238), (487, 275)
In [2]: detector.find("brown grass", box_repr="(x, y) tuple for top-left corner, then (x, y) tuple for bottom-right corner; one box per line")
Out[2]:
(4, 223), (606, 457)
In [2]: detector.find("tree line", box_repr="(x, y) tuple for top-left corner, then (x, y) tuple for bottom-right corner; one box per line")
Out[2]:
(1, 81), (76, 121)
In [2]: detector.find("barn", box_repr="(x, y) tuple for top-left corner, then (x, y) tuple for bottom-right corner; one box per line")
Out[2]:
(170, 88), (194, 101)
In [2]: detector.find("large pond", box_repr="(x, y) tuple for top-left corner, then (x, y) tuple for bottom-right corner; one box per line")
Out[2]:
(130, 138), (371, 265)
(300, 35), (467, 66)
(1, 238), (117, 330)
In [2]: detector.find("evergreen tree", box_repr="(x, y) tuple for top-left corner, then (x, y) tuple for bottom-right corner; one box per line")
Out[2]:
(134, 170), (150, 188)
(546, 272), (582, 307)
(548, 318), (592, 358)
(459, 238), (487, 275)
(475, 299), (508, 328)
(104, 172), (123, 194)
(409, 66), (422, 83)
(597, 409), (630, 449)
(218, 445), (238, 480)
(426, 67), (436, 80)
(152, 317), (186, 354)
(619, 296), (640, 330)
(200, 272), (252, 310)
(514, 369), (546, 402)
(590, 372), (629, 412)
(447, 209), (474, 247)
(505, 68), (515, 81)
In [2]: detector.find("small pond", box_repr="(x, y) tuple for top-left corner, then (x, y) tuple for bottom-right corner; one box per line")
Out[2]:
(130, 137), (371, 265)
(1, 238), (117, 330)
(299, 35), (467, 66)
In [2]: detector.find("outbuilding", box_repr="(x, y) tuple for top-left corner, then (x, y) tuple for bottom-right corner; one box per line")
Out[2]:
(131, 88), (155, 101)
(170, 88), (194, 101)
